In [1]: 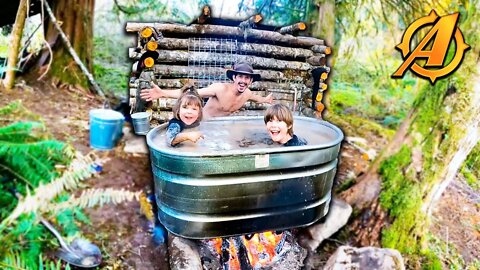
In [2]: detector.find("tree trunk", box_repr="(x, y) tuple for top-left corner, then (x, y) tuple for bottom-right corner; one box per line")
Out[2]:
(3, 0), (28, 90)
(340, 25), (480, 261)
(40, 0), (95, 88)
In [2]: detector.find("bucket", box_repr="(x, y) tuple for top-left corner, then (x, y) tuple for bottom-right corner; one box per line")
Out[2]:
(89, 109), (124, 150)
(131, 112), (150, 135)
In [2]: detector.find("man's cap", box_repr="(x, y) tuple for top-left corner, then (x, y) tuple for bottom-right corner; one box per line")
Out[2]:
(226, 62), (261, 81)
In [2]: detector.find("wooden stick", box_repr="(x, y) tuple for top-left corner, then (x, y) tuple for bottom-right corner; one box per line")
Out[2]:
(43, 0), (106, 98)
(3, 0), (28, 90)
(151, 78), (308, 92)
(278, 22), (307, 34)
(310, 45), (332, 55)
(130, 38), (315, 59)
(126, 23), (325, 47)
(196, 6), (211, 25)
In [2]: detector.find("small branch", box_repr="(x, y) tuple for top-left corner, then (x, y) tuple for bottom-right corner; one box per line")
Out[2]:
(42, 0), (106, 99)
(37, 39), (53, 80)
(0, 163), (34, 188)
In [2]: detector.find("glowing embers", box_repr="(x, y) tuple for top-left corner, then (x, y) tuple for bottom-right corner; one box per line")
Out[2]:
(202, 231), (292, 270)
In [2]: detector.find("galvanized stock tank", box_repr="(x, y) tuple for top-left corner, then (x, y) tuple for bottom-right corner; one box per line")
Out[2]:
(146, 116), (343, 239)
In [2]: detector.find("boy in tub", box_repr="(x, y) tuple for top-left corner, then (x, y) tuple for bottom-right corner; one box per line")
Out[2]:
(264, 104), (307, 146)
(167, 86), (204, 146)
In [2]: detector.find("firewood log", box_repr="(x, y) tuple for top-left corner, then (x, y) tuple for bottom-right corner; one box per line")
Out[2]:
(306, 54), (326, 66)
(310, 45), (332, 55)
(150, 65), (307, 82)
(238, 14), (262, 29)
(126, 23), (325, 47)
(130, 38), (315, 59)
(130, 50), (313, 71)
(278, 22), (307, 34)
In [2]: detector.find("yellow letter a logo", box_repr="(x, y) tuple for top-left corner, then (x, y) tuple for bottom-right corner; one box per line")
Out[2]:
(392, 10), (470, 83)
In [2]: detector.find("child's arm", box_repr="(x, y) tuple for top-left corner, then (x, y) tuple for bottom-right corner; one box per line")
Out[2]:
(166, 123), (203, 146)
(170, 131), (204, 146)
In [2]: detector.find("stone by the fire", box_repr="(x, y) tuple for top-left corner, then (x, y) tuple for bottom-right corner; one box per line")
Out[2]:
(298, 198), (352, 251)
(323, 246), (405, 270)
(168, 234), (202, 270)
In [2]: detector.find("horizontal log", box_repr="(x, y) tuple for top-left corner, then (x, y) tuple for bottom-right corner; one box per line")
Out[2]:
(152, 111), (174, 123)
(130, 38), (315, 59)
(130, 50), (312, 71)
(151, 79), (308, 93)
(151, 65), (307, 82)
(151, 98), (178, 110)
(126, 23), (325, 47)
(310, 45), (332, 55)
(243, 100), (295, 110)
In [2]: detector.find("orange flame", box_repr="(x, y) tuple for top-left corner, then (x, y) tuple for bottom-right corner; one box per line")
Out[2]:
(206, 231), (286, 269)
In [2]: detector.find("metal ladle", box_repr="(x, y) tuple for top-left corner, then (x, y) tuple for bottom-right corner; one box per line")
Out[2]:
(40, 218), (102, 268)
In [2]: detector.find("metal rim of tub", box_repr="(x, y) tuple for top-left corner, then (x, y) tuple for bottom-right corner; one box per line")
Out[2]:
(146, 116), (344, 175)
(146, 116), (344, 157)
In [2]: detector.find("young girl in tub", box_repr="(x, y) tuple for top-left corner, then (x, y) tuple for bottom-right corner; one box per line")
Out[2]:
(166, 86), (204, 146)
(264, 104), (307, 146)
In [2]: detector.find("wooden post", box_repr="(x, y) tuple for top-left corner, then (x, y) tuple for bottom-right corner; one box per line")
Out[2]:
(239, 15), (263, 29)
(3, 0), (28, 90)
(196, 6), (211, 24)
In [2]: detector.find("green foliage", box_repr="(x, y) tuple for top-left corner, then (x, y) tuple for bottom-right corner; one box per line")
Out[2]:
(379, 146), (425, 253)
(0, 102), (83, 269)
(427, 233), (480, 270)
(0, 122), (72, 204)
(93, 31), (130, 96)
(462, 143), (480, 191)
(94, 63), (128, 96)
(330, 60), (418, 129)
(326, 113), (395, 142)
(421, 249), (443, 270)
(0, 101), (140, 269)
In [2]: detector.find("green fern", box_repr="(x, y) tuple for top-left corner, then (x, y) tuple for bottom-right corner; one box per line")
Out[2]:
(49, 188), (141, 214)
(0, 122), (46, 142)
(0, 101), (42, 124)
(0, 102), (140, 269)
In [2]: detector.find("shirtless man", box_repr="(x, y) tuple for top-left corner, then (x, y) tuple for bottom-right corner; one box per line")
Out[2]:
(140, 62), (273, 118)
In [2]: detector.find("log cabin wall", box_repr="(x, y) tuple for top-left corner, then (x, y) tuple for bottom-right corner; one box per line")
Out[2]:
(125, 19), (331, 125)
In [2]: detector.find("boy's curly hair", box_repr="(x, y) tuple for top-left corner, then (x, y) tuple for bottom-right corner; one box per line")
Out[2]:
(264, 104), (294, 136)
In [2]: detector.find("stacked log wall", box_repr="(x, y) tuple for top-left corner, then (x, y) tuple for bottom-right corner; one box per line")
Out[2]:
(126, 21), (331, 125)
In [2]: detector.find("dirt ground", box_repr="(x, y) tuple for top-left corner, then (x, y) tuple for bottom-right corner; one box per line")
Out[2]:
(1, 79), (478, 269)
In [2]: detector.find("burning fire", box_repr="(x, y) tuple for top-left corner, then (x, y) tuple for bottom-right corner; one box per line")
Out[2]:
(205, 231), (289, 269)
